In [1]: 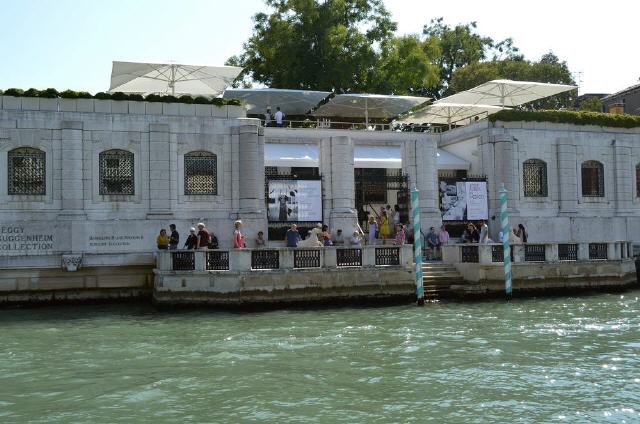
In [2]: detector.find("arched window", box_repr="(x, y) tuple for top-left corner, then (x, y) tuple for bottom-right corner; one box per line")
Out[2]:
(523, 159), (547, 197)
(581, 160), (604, 197)
(99, 149), (134, 195)
(184, 151), (217, 195)
(636, 163), (640, 198)
(8, 147), (46, 195)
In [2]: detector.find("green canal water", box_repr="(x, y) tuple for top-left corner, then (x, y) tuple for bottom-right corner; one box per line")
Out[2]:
(1, 292), (639, 423)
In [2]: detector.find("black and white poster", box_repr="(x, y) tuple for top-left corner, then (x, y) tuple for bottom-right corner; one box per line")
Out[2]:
(465, 181), (488, 220)
(267, 180), (322, 222)
(440, 181), (467, 221)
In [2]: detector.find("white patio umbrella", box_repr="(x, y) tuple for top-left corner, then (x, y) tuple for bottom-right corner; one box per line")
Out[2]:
(109, 61), (242, 97)
(223, 88), (331, 115)
(397, 103), (507, 128)
(312, 93), (430, 125)
(436, 79), (577, 107)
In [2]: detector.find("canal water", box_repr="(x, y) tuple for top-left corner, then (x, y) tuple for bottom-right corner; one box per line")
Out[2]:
(1, 292), (639, 423)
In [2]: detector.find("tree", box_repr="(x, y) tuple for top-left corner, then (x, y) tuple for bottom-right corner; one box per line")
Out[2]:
(449, 52), (576, 109)
(578, 96), (603, 112)
(369, 34), (440, 95)
(422, 18), (522, 99)
(226, 0), (397, 93)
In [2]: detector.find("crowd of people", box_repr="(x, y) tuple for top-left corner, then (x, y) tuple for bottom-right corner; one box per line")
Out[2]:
(155, 216), (528, 252)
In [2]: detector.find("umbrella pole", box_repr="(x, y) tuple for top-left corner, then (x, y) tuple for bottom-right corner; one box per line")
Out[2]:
(365, 98), (369, 127)
(170, 65), (176, 96)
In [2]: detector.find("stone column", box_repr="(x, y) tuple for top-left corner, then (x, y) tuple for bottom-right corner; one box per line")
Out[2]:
(491, 134), (519, 213)
(320, 136), (357, 232)
(415, 137), (441, 227)
(613, 141), (633, 215)
(59, 121), (85, 219)
(148, 123), (172, 218)
(556, 140), (578, 215)
(238, 124), (262, 214)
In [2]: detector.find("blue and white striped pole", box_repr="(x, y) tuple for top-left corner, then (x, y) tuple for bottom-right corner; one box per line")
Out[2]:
(411, 185), (424, 302)
(500, 184), (512, 298)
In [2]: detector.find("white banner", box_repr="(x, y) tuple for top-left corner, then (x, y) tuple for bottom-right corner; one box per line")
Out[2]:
(465, 181), (488, 220)
(267, 180), (322, 222)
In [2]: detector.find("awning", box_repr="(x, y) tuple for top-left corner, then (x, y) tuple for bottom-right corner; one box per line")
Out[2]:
(264, 144), (469, 170)
(312, 94), (430, 123)
(223, 88), (331, 115)
(265, 143), (319, 167)
(397, 103), (506, 126)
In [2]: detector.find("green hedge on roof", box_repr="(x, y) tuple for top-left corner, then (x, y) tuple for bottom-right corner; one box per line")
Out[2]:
(490, 109), (640, 129)
(0, 88), (241, 106)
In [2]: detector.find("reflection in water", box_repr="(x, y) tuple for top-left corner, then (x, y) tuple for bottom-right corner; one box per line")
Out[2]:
(1, 291), (639, 423)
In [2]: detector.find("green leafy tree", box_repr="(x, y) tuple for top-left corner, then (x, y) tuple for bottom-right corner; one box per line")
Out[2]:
(227, 0), (397, 93)
(369, 34), (440, 95)
(449, 52), (576, 109)
(422, 18), (521, 98)
(578, 96), (603, 112)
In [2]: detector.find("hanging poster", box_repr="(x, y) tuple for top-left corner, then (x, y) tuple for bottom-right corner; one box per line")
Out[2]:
(465, 181), (488, 220)
(267, 180), (322, 222)
(440, 181), (467, 221)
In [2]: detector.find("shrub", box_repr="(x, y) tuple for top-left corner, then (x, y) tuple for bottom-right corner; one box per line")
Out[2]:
(110, 92), (130, 101)
(127, 93), (144, 101)
(163, 95), (179, 103)
(23, 88), (41, 97)
(490, 109), (640, 129)
(210, 97), (225, 106)
(39, 88), (59, 98)
(4, 88), (24, 97)
(59, 89), (91, 99)
(225, 98), (241, 106)
(193, 96), (210, 104)
(179, 95), (194, 104)
(145, 94), (164, 102)
(94, 92), (112, 100)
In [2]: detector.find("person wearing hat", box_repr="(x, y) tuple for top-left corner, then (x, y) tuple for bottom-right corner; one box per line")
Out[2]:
(184, 227), (198, 249)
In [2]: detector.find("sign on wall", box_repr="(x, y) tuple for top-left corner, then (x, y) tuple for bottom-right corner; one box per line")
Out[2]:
(465, 181), (488, 220)
(439, 179), (487, 221)
(267, 179), (322, 222)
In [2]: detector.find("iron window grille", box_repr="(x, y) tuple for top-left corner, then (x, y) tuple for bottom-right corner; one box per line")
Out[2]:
(375, 247), (400, 266)
(184, 151), (217, 195)
(523, 159), (548, 197)
(99, 150), (134, 195)
(461, 245), (479, 263)
(294, 249), (321, 268)
(8, 147), (46, 195)
(581, 161), (604, 197)
(558, 244), (578, 261)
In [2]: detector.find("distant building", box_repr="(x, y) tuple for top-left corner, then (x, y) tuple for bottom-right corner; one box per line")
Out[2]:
(601, 81), (640, 115)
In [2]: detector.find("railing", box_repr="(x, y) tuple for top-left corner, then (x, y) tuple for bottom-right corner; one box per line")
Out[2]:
(158, 245), (413, 273)
(206, 250), (229, 270)
(441, 241), (632, 265)
(589, 243), (607, 260)
(375, 247), (400, 266)
(524, 244), (546, 262)
(251, 249), (280, 270)
(262, 119), (393, 131)
(172, 251), (195, 270)
(294, 249), (321, 268)
(336, 248), (363, 267)
(558, 244), (578, 261)
(461, 245), (479, 263)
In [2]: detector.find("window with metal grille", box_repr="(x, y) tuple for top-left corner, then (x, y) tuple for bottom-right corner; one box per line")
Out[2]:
(523, 159), (547, 197)
(8, 147), (46, 195)
(581, 161), (604, 197)
(636, 164), (640, 197)
(184, 151), (217, 195)
(99, 150), (134, 195)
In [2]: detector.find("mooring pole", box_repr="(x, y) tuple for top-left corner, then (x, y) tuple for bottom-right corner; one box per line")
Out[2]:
(411, 185), (424, 305)
(500, 184), (512, 299)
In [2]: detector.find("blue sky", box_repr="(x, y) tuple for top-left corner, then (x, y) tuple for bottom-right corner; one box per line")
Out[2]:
(1, 0), (638, 95)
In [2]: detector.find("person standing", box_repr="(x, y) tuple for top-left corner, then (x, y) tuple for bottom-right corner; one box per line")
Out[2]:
(196, 223), (210, 249)
(368, 216), (377, 245)
(393, 204), (401, 226)
(393, 224), (405, 245)
(321, 224), (332, 246)
(169, 224), (179, 250)
(516, 224), (528, 243)
(479, 221), (489, 244)
(184, 227), (198, 249)
(156, 229), (170, 250)
(425, 226), (439, 258)
(285, 223), (301, 247)
(264, 108), (272, 127)
(332, 229), (344, 246)
(379, 211), (391, 240)
(255, 231), (266, 248)
(350, 230), (362, 247)
(439, 225), (450, 246)
(275, 106), (285, 127)
(233, 220), (246, 248)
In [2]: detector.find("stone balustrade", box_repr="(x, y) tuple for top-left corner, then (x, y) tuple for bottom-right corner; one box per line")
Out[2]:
(156, 245), (414, 273)
(442, 241), (634, 265)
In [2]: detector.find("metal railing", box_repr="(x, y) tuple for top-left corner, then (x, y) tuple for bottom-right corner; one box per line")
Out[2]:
(206, 250), (229, 270)
(172, 251), (195, 270)
(461, 245), (479, 263)
(294, 249), (321, 268)
(375, 247), (400, 266)
(589, 243), (607, 260)
(336, 248), (363, 267)
(558, 244), (578, 261)
(524, 244), (546, 262)
(251, 249), (280, 270)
